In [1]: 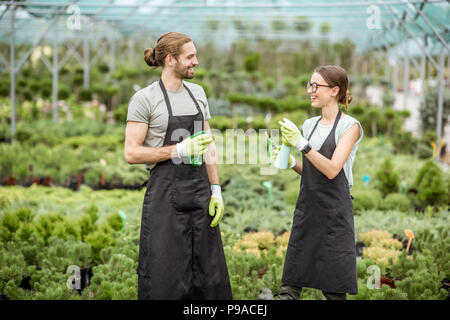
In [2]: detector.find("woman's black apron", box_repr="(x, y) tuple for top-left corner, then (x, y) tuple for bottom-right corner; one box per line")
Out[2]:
(137, 79), (232, 300)
(281, 110), (358, 294)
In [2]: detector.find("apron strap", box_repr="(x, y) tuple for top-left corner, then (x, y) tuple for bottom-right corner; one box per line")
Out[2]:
(183, 84), (202, 115)
(307, 109), (342, 141)
(307, 116), (322, 141)
(159, 79), (174, 117)
(183, 83), (204, 131)
(331, 109), (342, 133)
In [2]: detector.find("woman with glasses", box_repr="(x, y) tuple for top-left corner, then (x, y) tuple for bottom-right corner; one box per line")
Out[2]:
(275, 65), (364, 300)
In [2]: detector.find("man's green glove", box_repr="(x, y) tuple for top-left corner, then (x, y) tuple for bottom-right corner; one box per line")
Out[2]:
(278, 118), (309, 152)
(176, 132), (213, 158)
(209, 184), (224, 227)
(273, 145), (296, 169)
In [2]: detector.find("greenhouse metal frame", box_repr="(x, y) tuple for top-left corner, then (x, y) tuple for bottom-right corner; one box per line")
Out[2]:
(0, 0), (449, 159)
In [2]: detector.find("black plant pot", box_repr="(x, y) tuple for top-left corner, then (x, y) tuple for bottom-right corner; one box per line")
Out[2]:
(19, 276), (32, 291)
(355, 241), (366, 257)
(441, 278), (450, 301)
(77, 267), (93, 295)
(244, 225), (258, 233)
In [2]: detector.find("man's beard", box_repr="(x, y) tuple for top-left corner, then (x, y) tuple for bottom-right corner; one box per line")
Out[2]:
(174, 62), (194, 79)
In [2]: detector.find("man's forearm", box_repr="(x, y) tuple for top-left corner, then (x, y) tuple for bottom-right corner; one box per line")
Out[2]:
(205, 142), (219, 185)
(125, 144), (178, 164)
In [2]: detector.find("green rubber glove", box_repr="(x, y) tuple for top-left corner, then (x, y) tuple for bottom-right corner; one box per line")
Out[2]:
(273, 145), (296, 169)
(278, 118), (309, 151)
(209, 184), (224, 227)
(176, 132), (213, 158)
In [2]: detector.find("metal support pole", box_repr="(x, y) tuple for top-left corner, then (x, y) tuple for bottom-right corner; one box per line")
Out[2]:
(393, 55), (398, 92)
(403, 39), (409, 110)
(83, 37), (90, 89)
(385, 51), (390, 82)
(382, 2), (439, 70)
(10, 6), (15, 142)
(52, 17), (59, 122)
(420, 50), (426, 101)
(0, 5), (9, 22)
(109, 32), (115, 74)
(128, 37), (135, 66)
(436, 41), (445, 161)
(407, 0), (450, 54)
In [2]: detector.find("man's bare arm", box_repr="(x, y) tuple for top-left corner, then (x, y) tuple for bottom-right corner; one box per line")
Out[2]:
(124, 121), (177, 164)
(203, 121), (219, 185)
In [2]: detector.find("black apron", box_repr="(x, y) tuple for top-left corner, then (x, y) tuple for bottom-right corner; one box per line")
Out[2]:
(137, 79), (232, 300)
(281, 110), (358, 294)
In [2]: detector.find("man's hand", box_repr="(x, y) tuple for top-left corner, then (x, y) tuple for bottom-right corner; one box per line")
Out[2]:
(209, 184), (224, 227)
(176, 132), (213, 158)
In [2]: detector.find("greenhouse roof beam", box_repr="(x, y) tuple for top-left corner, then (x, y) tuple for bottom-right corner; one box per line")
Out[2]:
(15, 15), (59, 74)
(95, 0), (115, 16)
(0, 4), (8, 22)
(10, 4), (15, 141)
(381, 0), (440, 69)
(405, 0), (450, 52)
(59, 41), (83, 69)
(39, 48), (52, 71)
(2, 0), (447, 9)
(90, 40), (109, 69)
(18, 9), (397, 18)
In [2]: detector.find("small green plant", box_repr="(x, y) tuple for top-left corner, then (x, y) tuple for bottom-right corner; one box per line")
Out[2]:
(376, 158), (400, 198)
(351, 188), (382, 214)
(380, 193), (411, 212)
(415, 160), (448, 208)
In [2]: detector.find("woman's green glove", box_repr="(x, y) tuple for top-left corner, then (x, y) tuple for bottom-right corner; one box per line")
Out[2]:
(273, 145), (296, 169)
(209, 184), (224, 227)
(176, 132), (213, 158)
(278, 118), (309, 152)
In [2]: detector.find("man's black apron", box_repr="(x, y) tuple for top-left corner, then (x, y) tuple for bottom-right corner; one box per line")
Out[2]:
(137, 79), (232, 300)
(281, 110), (358, 294)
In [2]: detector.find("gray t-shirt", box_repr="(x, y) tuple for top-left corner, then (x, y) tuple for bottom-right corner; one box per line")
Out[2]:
(301, 114), (363, 189)
(126, 80), (211, 170)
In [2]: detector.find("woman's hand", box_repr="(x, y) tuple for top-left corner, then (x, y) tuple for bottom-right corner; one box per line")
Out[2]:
(279, 118), (309, 152)
(273, 145), (296, 169)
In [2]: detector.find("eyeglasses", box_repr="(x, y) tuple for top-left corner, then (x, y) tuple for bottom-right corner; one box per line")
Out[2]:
(307, 81), (333, 93)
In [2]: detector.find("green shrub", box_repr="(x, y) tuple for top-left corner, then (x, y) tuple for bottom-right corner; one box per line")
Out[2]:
(85, 228), (115, 264)
(352, 188), (382, 214)
(78, 204), (100, 240)
(72, 74), (83, 87)
(380, 193), (411, 212)
(419, 88), (450, 135)
(415, 160), (448, 207)
(421, 131), (437, 147)
(106, 212), (124, 232)
(0, 211), (21, 242)
(113, 103), (128, 123)
(78, 88), (92, 102)
(58, 85), (70, 100)
(35, 213), (65, 244)
(82, 253), (137, 300)
(244, 53), (260, 73)
(376, 157), (399, 197)
(392, 130), (418, 155)
(416, 143), (433, 159)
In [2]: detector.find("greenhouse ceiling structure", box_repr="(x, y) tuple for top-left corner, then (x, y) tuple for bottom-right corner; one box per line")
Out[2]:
(0, 0), (449, 151)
